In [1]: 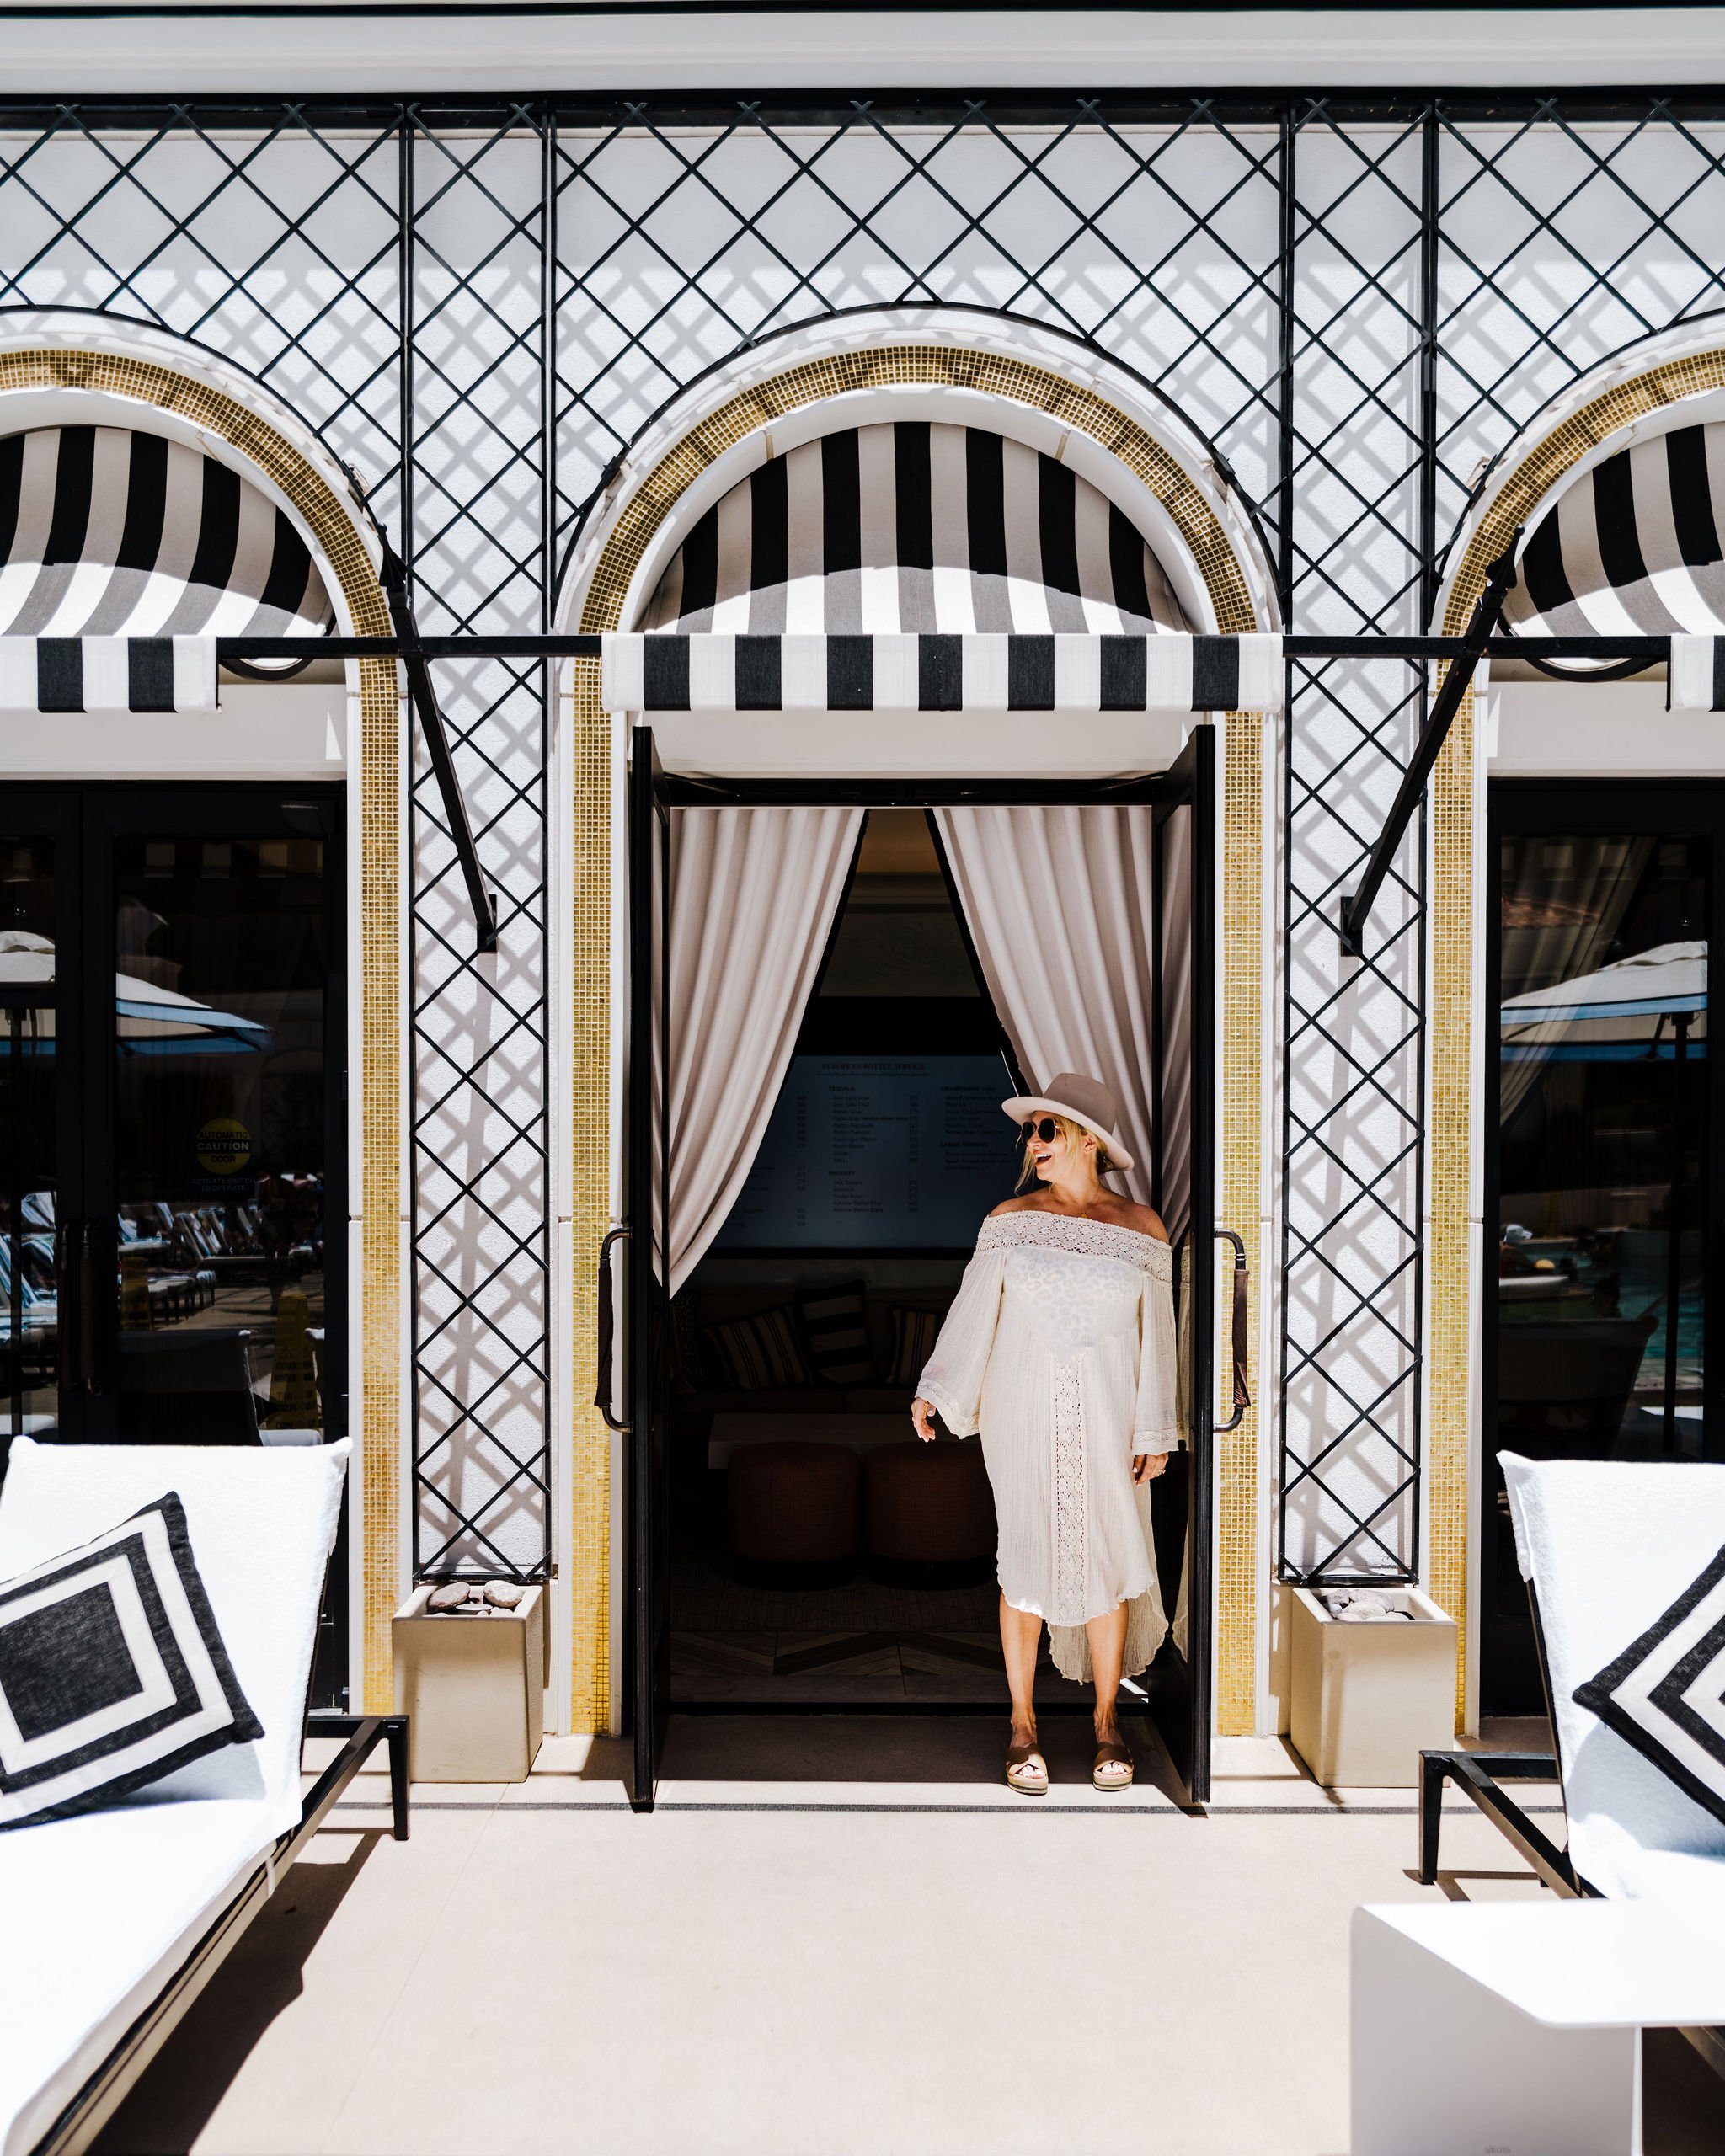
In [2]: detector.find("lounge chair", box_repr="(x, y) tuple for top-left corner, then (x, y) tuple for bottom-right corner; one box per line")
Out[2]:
(1418, 1451), (1725, 2069)
(0, 1438), (409, 2156)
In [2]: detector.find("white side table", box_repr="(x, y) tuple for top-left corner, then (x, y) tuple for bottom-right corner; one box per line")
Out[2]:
(1352, 1900), (1725, 2156)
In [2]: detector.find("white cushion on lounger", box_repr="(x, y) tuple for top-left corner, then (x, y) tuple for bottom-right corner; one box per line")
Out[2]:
(0, 1438), (348, 1831)
(1499, 1453), (1725, 1897)
(0, 1796), (277, 2156)
(0, 1441), (349, 2156)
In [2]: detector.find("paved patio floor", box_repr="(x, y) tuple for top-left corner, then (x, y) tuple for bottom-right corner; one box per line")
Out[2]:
(93, 1717), (1725, 2156)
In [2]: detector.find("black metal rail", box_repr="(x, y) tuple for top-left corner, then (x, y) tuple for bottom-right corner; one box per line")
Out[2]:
(213, 633), (1680, 664)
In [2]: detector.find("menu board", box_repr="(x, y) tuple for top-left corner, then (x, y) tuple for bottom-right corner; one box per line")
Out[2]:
(715, 1054), (1017, 1250)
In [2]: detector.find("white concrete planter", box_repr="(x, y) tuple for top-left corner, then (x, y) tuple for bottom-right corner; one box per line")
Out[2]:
(1288, 1585), (1457, 1788)
(393, 1585), (545, 1783)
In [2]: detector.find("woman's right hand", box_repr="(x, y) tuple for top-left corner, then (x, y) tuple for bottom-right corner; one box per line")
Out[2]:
(911, 1397), (937, 1443)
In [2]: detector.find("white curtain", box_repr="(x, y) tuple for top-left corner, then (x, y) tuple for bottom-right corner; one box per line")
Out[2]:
(656, 806), (863, 1294)
(932, 805), (1160, 1210)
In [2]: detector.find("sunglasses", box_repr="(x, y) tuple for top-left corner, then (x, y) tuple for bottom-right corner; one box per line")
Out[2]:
(1020, 1117), (1060, 1145)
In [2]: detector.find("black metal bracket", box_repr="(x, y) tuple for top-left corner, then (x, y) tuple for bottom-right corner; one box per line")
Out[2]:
(380, 542), (500, 956)
(1338, 532), (1523, 958)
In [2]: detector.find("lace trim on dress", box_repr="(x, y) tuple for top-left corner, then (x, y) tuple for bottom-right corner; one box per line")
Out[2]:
(976, 1209), (1173, 1278)
(1050, 1354), (1088, 1626)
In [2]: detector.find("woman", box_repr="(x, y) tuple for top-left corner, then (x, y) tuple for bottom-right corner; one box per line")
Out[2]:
(911, 1072), (1178, 1795)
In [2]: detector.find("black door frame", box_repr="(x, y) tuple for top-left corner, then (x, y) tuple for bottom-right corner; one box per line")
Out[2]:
(624, 727), (1220, 1807)
(1483, 778), (1725, 1712)
(0, 780), (350, 1699)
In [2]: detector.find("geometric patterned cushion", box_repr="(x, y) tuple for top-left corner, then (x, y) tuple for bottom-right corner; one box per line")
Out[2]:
(0, 1492), (263, 1831)
(795, 1279), (873, 1386)
(1573, 1539), (1725, 1831)
(700, 1305), (812, 1391)
(887, 1304), (947, 1390)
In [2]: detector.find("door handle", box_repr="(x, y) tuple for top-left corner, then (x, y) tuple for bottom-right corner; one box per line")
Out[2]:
(595, 1225), (631, 1433)
(78, 1219), (99, 1393)
(1214, 1229), (1249, 1433)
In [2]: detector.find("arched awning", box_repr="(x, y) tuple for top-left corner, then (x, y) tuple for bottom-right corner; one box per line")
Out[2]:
(0, 424), (334, 638)
(1503, 421), (1725, 639)
(0, 423), (336, 712)
(640, 421), (1194, 637)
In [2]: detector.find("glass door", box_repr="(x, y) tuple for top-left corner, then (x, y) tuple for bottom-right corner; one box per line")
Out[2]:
(1149, 726), (1217, 1806)
(1486, 784), (1723, 1712)
(0, 784), (348, 1694)
(1, 819), (72, 1464)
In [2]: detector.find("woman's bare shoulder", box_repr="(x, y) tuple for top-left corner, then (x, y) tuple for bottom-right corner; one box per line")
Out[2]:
(1108, 1200), (1170, 1244)
(987, 1195), (1044, 1219)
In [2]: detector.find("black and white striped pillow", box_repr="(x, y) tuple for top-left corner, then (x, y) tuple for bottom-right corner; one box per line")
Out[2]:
(0, 1492), (262, 1830)
(1573, 1540), (1725, 1830)
(797, 1280), (874, 1387)
(701, 1306), (812, 1392)
(888, 1305), (947, 1390)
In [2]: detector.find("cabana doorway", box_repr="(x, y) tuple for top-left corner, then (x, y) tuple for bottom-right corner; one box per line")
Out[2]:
(619, 728), (1219, 1810)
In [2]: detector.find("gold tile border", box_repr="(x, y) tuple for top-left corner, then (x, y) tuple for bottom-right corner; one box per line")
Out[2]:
(569, 340), (1263, 1734)
(1428, 349), (1725, 1720)
(1218, 708), (1263, 1737)
(0, 350), (401, 1711)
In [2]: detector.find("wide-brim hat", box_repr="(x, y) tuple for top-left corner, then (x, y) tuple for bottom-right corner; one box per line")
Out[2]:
(1001, 1071), (1135, 1175)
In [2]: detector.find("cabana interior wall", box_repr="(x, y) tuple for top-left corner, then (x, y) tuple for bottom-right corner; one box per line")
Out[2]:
(8, 95), (1725, 1731)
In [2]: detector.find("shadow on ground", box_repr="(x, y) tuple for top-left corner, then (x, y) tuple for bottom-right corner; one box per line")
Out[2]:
(93, 1829), (385, 2156)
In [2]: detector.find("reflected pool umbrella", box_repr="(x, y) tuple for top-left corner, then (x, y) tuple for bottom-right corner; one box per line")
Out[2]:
(0, 932), (271, 1054)
(1500, 937), (1706, 1453)
(1500, 939), (1707, 1062)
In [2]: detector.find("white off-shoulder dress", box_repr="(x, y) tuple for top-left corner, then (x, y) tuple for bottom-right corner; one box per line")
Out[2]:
(916, 1209), (1181, 1684)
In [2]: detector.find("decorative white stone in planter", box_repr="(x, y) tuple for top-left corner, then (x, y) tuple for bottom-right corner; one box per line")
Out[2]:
(1289, 1583), (1457, 1788)
(393, 1582), (545, 1782)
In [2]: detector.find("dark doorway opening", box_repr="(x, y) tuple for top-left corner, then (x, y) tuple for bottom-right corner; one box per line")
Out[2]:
(622, 739), (1217, 1809)
(0, 783), (350, 1706)
(1484, 781), (1725, 1715)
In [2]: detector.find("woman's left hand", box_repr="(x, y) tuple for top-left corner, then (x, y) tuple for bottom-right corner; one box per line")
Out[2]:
(1132, 1451), (1170, 1486)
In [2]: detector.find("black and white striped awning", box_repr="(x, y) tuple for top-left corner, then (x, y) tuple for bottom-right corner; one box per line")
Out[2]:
(641, 422), (1194, 636)
(0, 424), (334, 638)
(0, 635), (216, 712)
(1505, 421), (1725, 639)
(601, 632), (1284, 713)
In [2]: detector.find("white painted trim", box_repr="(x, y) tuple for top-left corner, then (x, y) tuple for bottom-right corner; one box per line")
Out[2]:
(639, 707), (1195, 779)
(559, 308), (1279, 643)
(1489, 680), (1725, 776)
(4, 9), (1723, 94)
(0, 681), (346, 778)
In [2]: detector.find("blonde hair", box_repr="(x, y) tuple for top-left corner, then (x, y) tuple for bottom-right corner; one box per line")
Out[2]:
(1015, 1113), (1118, 1192)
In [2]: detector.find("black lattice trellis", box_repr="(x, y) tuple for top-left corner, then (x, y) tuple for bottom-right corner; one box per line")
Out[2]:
(3, 88), (1722, 1588)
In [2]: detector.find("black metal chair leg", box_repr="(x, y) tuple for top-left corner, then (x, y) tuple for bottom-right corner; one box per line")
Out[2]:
(386, 1716), (411, 1841)
(1418, 1748), (1447, 1884)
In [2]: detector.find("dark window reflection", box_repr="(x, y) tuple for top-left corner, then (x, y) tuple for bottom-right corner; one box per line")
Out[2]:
(112, 833), (329, 1443)
(1498, 835), (1706, 1460)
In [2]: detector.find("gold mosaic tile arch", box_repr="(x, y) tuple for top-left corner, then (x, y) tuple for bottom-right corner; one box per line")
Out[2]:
(567, 340), (1266, 1737)
(0, 349), (401, 1714)
(1426, 345), (1725, 1721)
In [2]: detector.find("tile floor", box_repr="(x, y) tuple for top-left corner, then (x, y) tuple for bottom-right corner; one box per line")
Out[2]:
(92, 1718), (1725, 2156)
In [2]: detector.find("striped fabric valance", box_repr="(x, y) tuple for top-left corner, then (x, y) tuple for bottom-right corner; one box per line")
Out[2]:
(601, 632), (1284, 714)
(0, 425), (334, 638)
(640, 422), (1194, 637)
(0, 636), (217, 712)
(1505, 421), (1725, 638)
